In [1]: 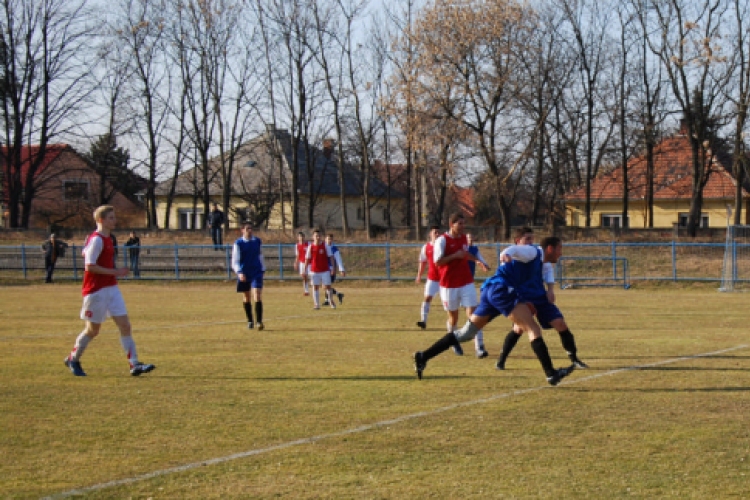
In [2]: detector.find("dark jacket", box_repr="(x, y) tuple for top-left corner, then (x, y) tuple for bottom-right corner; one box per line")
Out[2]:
(208, 209), (225, 228)
(125, 236), (141, 258)
(42, 239), (68, 261)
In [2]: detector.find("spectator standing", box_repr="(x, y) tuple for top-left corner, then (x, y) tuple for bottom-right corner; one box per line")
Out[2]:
(41, 234), (69, 283)
(208, 203), (225, 250)
(125, 231), (141, 278)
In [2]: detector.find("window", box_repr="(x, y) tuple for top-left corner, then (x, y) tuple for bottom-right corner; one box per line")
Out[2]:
(382, 207), (389, 221)
(678, 213), (708, 228)
(178, 209), (204, 229)
(356, 207), (364, 221)
(601, 214), (627, 228)
(63, 180), (89, 201)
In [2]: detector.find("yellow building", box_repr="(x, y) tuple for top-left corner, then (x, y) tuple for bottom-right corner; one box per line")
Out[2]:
(566, 131), (750, 228)
(155, 128), (405, 230)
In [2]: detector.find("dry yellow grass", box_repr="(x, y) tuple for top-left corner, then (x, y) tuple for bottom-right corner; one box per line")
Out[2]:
(0, 282), (749, 498)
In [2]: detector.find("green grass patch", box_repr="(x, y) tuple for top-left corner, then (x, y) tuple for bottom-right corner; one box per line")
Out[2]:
(0, 283), (748, 498)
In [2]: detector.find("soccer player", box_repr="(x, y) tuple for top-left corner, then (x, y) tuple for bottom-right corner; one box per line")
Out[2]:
(295, 232), (310, 296)
(495, 233), (588, 370)
(63, 205), (156, 377)
(415, 225), (441, 330)
(434, 213), (489, 357)
(232, 221), (266, 330)
(305, 229), (336, 309)
(324, 234), (346, 306)
(413, 236), (575, 386)
(466, 233), (490, 279)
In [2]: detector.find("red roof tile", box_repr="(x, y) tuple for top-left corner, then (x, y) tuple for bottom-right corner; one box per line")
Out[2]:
(566, 134), (747, 202)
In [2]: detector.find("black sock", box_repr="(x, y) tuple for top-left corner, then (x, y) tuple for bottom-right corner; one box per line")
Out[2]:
(243, 302), (253, 322)
(331, 287), (337, 295)
(530, 337), (555, 377)
(498, 330), (521, 363)
(423, 332), (459, 361)
(558, 329), (577, 357)
(255, 301), (263, 323)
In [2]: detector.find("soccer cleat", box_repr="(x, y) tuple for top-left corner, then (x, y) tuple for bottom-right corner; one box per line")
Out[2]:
(452, 343), (464, 356)
(313, 305), (320, 310)
(130, 362), (156, 376)
(337, 293), (344, 304)
(257, 322), (264, 331)
(416, 321), (426, 330)
(330, 302), (337, 309)
(413, 351), (426, 380)
(64, 358), (86, 377)
(248, 321), (254, 329)
(546, 364), (576, 386)
(569, 355), (589, 369)
(495, 358), (506, 370)
(304, 291), (309, 296)
(476, 347), (489, 359)
(323, 300), (330, 306)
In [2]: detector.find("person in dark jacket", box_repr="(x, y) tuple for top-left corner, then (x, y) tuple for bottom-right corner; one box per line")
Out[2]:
(41, 234), (69, 283)
(125, 231), (141, 278)
(208, 203), (225, 250)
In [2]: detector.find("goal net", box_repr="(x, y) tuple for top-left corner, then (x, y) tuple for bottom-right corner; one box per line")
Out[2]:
(719, 225), (750, 292)
(557, 256), (630, 290)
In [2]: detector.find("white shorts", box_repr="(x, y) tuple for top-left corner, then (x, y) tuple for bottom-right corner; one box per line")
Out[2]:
(310, 271), (332, 286)
(80, 286), (128, 324)
(298, 262), (308, 275)
(440, 283), (478, 312)
(423, 279), (440, 298)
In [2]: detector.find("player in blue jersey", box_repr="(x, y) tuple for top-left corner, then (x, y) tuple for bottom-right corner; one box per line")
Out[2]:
(495, 231), (588, 370)
(324, 234), (346, 306)
(232, 221), (266, 330)
(413, 228), (575, 385)
(466, 233), (491, 357)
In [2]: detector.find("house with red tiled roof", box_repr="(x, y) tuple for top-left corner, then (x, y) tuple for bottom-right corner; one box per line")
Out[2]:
(1, 144), (146, 229)
(565, 131), (750, 228)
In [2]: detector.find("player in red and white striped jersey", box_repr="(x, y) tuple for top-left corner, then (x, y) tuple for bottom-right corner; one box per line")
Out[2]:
(415, 225), (441, 329)
(305, 229), (335, 309)
(296, 232), (310, 296)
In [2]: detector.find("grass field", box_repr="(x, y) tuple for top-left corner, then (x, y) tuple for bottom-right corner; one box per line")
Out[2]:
(1, 281), (749, 499)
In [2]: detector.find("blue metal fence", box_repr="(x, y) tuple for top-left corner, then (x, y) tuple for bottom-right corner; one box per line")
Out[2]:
(0, 241), (745, 287)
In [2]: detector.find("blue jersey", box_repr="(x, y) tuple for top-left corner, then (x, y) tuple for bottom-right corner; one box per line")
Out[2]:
(233, 236), (264, 278)
(481, 246), (546, 301)
(467, 245), (479, 277)
(328, 244), (339, 270)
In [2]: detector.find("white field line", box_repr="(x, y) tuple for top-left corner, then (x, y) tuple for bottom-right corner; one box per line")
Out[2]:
(41, 343), (748, 500)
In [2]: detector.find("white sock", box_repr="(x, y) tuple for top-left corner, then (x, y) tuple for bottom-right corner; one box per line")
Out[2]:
(313, 290), (320, 307)
(304, 282), (309, 293)
(69, 332), (91, 361)
(475, 330), (485, 350)
(446, 320), (454, 333)
(327, 290), (334, 305)
(420, 302), (430, 322)
(120, 335), (139, 367)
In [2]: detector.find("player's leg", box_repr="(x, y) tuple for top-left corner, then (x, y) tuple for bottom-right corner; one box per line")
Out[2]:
(510, 305), (573, 386)
(550, 317), (587, 368)
(65, 321), (100, 376)
(496, 323), (523, 370)
(300, 262), (309, 295)
(252, 280), (264, 330)
(238, 281), (254, 328)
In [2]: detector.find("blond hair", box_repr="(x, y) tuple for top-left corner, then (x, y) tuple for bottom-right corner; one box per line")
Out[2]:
(93, 205), (115, 222)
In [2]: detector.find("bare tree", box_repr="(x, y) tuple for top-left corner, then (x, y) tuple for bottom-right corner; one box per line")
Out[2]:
(0, 0), (96, 228)
(728, 0), (750, 224)
(646, 0), (732, 236)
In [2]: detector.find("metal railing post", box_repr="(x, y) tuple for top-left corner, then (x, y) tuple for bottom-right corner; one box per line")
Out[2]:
(174, 243), (180, 280)
(278, 243), (284, 279)
(671, 241), (677, 282)
(72, 245), (78, 281)
(21, 243), (27, 279)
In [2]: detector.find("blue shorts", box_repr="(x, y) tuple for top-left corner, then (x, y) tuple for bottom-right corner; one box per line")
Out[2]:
(473, 282), (522, 321)
(237, 273), (264, 292)
(527, 298), (563, 329)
